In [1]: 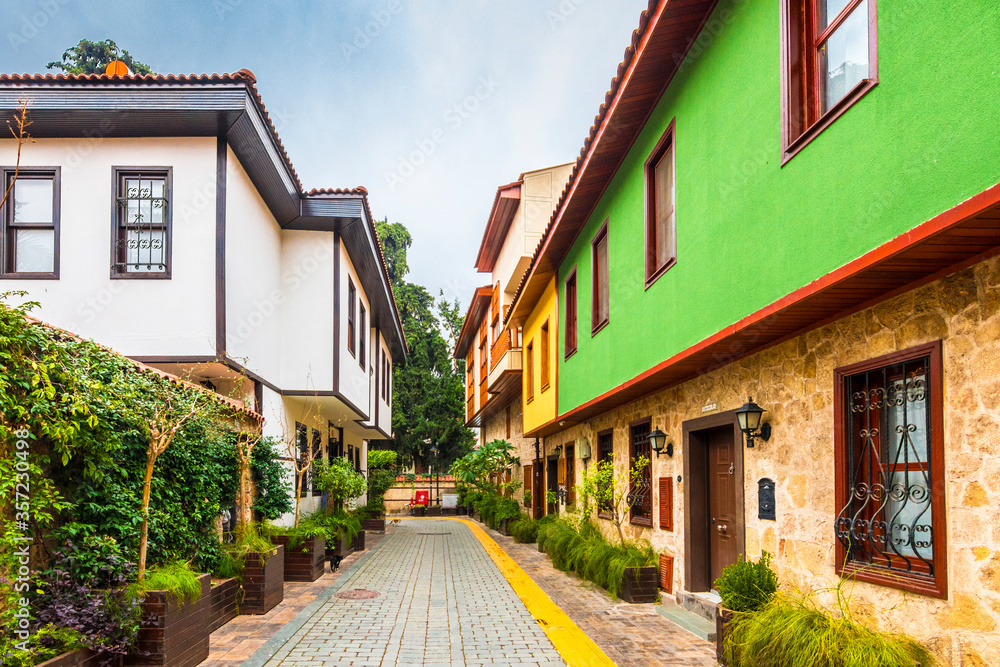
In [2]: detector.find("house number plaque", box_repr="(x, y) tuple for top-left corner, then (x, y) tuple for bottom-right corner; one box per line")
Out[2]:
(758, 478), (776, 521)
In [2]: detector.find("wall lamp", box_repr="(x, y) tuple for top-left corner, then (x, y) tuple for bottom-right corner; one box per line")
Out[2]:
(648, 428), (673, 457)
(553, 444), (563, 457)
(736, 397), (771, 448)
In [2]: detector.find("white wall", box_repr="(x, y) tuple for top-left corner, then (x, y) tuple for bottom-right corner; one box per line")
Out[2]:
(225, 147), (284, 381)
(377, 331), (393, 435)
(279, 231), (334, 391)
(338, 242), (372, 415)
(0, 137), (217, 356)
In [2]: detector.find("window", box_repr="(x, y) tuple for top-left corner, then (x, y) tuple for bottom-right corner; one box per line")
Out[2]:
(2, 169), (59, 278)
(113, 168), (170, 277)
(382, 349), (389, 402)
(525, 340), (534, 403)
(629, 418), (652, 526)
(564, 270), (577, 358)
(359, 305), (366, 368)
(295, 422), (309, 498)
(591, 222), (609, 334)
(347, 279), (356, 357)
(645, 122), (676, 286)
(597, 429), (614, 517)
(782, 0), (877, 160)
(540, 320), (550, 391)
(311, 429), (323, 497)
(834, 341), (946, 598)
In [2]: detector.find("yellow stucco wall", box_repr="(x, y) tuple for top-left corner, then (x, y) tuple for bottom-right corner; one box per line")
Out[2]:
(523, 278), (558, 434)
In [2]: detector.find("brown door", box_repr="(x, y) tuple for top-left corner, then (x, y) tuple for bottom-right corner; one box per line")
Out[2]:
(707, 426), (738, 585)
(565, 445), (576, 505)
(547, 459), (558, 515)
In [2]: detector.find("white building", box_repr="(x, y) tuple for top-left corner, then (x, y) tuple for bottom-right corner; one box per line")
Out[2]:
(0, 69), (406, 522)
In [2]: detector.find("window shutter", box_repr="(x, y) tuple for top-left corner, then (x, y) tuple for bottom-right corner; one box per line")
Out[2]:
(659, 476), (673, 531)
(557, 458), (566, 485)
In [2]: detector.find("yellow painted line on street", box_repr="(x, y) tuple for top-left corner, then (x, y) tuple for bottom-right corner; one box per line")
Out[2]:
(427, 517), (617, 667)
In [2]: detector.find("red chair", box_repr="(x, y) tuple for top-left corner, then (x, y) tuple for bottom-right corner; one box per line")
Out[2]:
(407, 490), (430, 515)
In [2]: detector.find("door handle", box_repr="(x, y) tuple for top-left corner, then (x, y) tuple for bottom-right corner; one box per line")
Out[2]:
(717, 524), (727, 534)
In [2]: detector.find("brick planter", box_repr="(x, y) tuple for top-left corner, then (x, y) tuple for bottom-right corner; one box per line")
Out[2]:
(619, 566), (659, 604)
(362, 517), (385, 532)
(352, 530), (366, 552)
(207, 577), (239, 633)
(271, 535), (326, 582)
(125, 573), (211, 667)
(716, 607), (732, 666)
(241, 545), (283, 615)
(38, 650), (115, 667)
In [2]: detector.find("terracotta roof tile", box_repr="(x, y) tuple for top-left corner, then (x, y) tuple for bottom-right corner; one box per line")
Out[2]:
(303, 187), (369, 196)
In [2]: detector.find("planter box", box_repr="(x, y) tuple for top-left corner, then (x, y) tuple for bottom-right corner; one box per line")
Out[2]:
(352, 530), (366, 552)
(619, 566), (659, 604)
(498, 519), (512, 536)
(271, 535), (326, 582)
(716, 607), (732, 666)
(125, 573), (211, 667)
(427, 506), (442, 516)
(207, 577), (239, 633)
(362, 517), (385, 532)
(241, 545), (284, 615)
(38, 650), (114, 667)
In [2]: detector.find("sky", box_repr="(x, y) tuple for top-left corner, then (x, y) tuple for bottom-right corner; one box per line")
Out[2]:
(1, 0), (651, 311)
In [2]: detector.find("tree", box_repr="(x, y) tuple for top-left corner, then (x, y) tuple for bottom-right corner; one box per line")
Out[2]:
(375, 218), (475, 470)
(1, 100), (30, 212)
(47, 39), (152, 75)
(579, 456), (650, 544)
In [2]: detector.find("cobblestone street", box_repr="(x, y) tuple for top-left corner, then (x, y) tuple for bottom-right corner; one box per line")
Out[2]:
(227, 518), (715, 666)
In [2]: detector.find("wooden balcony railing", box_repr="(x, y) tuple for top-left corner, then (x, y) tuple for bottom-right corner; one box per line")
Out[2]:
(490, 327), (521, 371)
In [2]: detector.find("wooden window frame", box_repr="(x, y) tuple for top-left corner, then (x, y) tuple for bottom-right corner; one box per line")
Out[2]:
(564, 268), (578, 359)
(295, 422), (309, 498)
(540, 319), (550, 392)
(644, 119), (677, 288)
(629, 417), (653, 527)
(525, 340), (534, 403)
(110, 166), (172, 279)
(359, 304), (366, 368)
(311, 428), (323, 497)
(780, 0), (878, 164)
(591, 220), (610, 335)
(833, 340), (946, 599)
(347, 278), (357, 357)
(596, 428), (614, 519)
(1, 167), (60, 279)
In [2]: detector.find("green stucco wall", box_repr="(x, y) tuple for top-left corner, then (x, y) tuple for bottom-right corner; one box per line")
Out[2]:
(558, 0), (1000, 413)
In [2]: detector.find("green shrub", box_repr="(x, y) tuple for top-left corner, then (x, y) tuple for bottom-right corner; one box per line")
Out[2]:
(214, 524), (273, 580)
(715, 551), (779, 613)
(724, 592), (937, 667)
(132, 561), (203, 606)
(510, 516), (538, 543)
(0, 625), (86, 667)
(251, 436), (294, 520)
(534, 518), (655, 598)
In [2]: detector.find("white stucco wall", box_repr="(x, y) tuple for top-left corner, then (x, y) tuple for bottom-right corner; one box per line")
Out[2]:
(225, 147), (283, 382)
(0, 137), (217, 356)
(377, 331), (393, 435)
(338, 243), (372, 416)
(279, 230), (334, 391)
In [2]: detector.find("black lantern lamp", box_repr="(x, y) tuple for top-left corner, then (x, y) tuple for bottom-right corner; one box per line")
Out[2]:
(648, 427), (672, 457)
(553, 443), (563, 457)
(736, 397), (771, 448)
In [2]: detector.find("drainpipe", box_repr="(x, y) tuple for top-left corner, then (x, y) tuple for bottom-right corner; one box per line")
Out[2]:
(534, 438), (542, 519)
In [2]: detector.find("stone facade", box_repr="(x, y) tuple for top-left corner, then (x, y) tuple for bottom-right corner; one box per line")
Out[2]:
(541, 255), (1000, 666)
(482, 395), (539, 505)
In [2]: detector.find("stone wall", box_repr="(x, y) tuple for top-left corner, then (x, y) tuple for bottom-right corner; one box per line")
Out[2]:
(540, 255), (1000, 666)
(483, 394), (538, 508)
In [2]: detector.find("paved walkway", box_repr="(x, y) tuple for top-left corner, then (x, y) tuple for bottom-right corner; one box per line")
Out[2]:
(248, 519), (565, 666)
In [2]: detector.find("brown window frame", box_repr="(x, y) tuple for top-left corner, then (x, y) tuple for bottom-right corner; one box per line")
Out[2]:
(359, 304), (366, 368)
(111, 166), (172, 279)
(540, 319), (550, 392)
(833, 340), (946, 599)
(1, 167), (60, 279)
(596, 429), (614, 519)
(629, 417), (653, 527)
(311, 428), (323, 497)
(591, 221), (609, 335)
(295, 422), (309, 498)
(644, 119), (677, 288)
(564, 268), (577, 359)
(525, 340), (534, 403)
(347, 278), (357, 357)
(780, 0), (878, 164)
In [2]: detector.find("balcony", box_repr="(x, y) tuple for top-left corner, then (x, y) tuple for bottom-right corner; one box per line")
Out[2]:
(488, 328), (522, 396)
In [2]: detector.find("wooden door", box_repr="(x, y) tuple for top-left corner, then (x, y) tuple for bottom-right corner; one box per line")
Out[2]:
(547, 459), (558, 515)
(565, 445), (576, 505)
(707, 426), (738, 585)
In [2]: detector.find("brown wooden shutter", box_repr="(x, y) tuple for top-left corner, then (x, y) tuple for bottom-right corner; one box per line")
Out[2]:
(523, 465), (533, 504)
(659, 476), (673, 531)
(557, 458), (566, 485)
(659, 552), (674, 593)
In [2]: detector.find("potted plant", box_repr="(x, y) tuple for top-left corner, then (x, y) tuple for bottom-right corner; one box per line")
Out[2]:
(126, 562), (212, 666)
(713, 551), (779, 665)
(266, 523), (327, 583)
(313, 458), (366, 563)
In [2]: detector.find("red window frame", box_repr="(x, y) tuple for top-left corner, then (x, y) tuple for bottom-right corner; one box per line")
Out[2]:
(644, 119), (677, 288)
(591, 221), (609, 335)
(564, 268), (578, 359)
(780, 0), (878, 163)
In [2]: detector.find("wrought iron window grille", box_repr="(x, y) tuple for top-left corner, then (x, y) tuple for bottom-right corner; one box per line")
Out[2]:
(835, 358), (935, 578)
(115, 173), (168, 273)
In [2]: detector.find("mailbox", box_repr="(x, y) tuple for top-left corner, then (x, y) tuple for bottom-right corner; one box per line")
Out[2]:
(758, 478), (776, 521)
